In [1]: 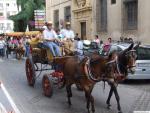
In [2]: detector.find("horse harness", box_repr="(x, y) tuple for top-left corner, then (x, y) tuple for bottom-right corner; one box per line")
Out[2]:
(82, 57), (126, 83)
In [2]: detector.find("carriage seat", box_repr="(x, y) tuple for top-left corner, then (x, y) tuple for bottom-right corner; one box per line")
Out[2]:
(37, 42), (48, 49)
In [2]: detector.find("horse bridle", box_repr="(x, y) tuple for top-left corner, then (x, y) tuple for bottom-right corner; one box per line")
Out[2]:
(84, 49), (137, 82)
(115, 49), (137, 76)
(125, 49), (137, 68)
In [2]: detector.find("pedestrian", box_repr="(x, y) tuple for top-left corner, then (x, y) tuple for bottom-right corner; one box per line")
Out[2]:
(74, 37), (84, 61)
(75, 37), (83, 55)
(0, 37), (5, 57)
(129, 38), (133, 43)
(99, 40), (104, 54)
(93, 35), (100, 45)
(103, 37), (112, 55)
(25, 38), (30, 57)
(43, 21), (62, 57)
(74, 33), (80, 40)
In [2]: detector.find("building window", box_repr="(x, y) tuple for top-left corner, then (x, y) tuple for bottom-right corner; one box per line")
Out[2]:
(14, 3), (16, 7)
(0, 12), (3, 16)
(0, 23), (4, 30)
(6, 23), (11, 30)
(54, 10), (59, 29)
(6, 3), (9, 7)
(124, 0), (138, 30)
(100, 0), (107, 32)
(0, 3), (3, 10)
(7, 12), (10, 18)
(111, 0), (116, 4)
(11, 11), (17, 15)
(64, 6), (71, 22)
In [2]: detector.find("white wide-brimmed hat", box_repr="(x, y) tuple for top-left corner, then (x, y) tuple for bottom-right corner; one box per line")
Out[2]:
(47, 21), (53, 25)
(83, 40), (91, 49)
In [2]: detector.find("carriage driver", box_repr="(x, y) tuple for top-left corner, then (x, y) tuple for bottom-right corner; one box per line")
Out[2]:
(61, 22), (75, 51)
(43, 21), (62, 57)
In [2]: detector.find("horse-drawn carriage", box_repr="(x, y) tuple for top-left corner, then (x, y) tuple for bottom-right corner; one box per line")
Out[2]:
(5, 31), (40, 59)
(25, 39), (100, 97)
(25, 38), (72, 97)
(25, 38), (139, 113)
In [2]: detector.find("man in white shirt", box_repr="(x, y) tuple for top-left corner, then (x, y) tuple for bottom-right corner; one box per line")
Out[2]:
(62, 22), (75, 51)
(43, 21), (61, 57)
(75, 37), (83, 55)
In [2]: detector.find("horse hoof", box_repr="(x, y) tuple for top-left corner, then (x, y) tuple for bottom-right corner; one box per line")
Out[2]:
(107, 104), (111, 109)
(67, 102), (72, 107)
(118, 111), (122, 113)
(69, 103), (72, 106)
(92, 110), (95, 113)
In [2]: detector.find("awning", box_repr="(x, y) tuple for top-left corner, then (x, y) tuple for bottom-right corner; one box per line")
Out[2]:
(5, 32), (24, 37)
(5, 31), (40, 37)
(24, 31), (40, 35)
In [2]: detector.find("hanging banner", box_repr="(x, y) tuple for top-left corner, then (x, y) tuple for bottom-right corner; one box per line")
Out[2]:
(34, 10), (46, 29)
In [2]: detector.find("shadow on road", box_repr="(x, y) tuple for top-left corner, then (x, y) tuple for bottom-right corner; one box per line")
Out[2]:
(122, 79), (150, 85)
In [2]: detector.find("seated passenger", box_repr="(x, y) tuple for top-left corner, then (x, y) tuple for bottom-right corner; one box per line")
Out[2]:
(61, 22), (75, 51)
(43, 21), (62, 57)
(56, 29), (65, 41)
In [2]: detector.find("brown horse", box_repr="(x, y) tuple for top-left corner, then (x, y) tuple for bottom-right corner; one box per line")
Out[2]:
(15, 46), (25, 60)
(106, 43), (139, 113)
(54, 53), (118, 113)
(54, 43), (137, 113)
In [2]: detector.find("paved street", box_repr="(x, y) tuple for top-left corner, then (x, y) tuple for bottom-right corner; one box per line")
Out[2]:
(0, 58), (150, 113)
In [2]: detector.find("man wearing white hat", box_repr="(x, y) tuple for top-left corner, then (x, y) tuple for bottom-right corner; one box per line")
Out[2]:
(61, 22), (75, 51)
(43, 21), (61, 57)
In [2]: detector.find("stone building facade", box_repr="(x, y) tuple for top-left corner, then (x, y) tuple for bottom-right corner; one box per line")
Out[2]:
(93, 0), (150, 44)
(45, 0), (72, 29)
(72, 0), (92, 40)
(46, 0), (93, 39)
(46, 0), (150, 44)
(0, 0), (19, 33)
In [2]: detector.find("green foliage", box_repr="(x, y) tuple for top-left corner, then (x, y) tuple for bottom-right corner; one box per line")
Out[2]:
(9, 0), (45, 32)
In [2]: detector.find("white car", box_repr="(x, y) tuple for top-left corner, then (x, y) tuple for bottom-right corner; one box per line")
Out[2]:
(100, 43), (150, 80)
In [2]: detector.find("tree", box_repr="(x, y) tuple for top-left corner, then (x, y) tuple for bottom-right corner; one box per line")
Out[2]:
(9, 0), (45, 32)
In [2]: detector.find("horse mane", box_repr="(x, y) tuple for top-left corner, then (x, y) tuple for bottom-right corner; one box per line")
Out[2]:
(90, 55), (107, 66)
(53, 56), (74, 65)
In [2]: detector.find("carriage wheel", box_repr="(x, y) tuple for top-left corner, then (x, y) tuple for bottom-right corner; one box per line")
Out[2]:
(42, 74), (53, 97)
(25, 57), (36, 86)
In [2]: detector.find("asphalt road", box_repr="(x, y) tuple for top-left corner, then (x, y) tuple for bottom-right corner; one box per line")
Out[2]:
(0, 57), (150, 113)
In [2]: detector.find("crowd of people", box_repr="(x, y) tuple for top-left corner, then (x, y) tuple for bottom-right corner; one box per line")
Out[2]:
(0, 35), (34, 58)
(0, 20), (136, 59)
(40, 21), (114, 57)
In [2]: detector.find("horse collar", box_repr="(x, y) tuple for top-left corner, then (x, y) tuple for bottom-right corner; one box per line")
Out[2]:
(84, 58), (101, 83)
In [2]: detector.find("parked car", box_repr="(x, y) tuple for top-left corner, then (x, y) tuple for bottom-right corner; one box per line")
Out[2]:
(100, 43), (150, 80)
